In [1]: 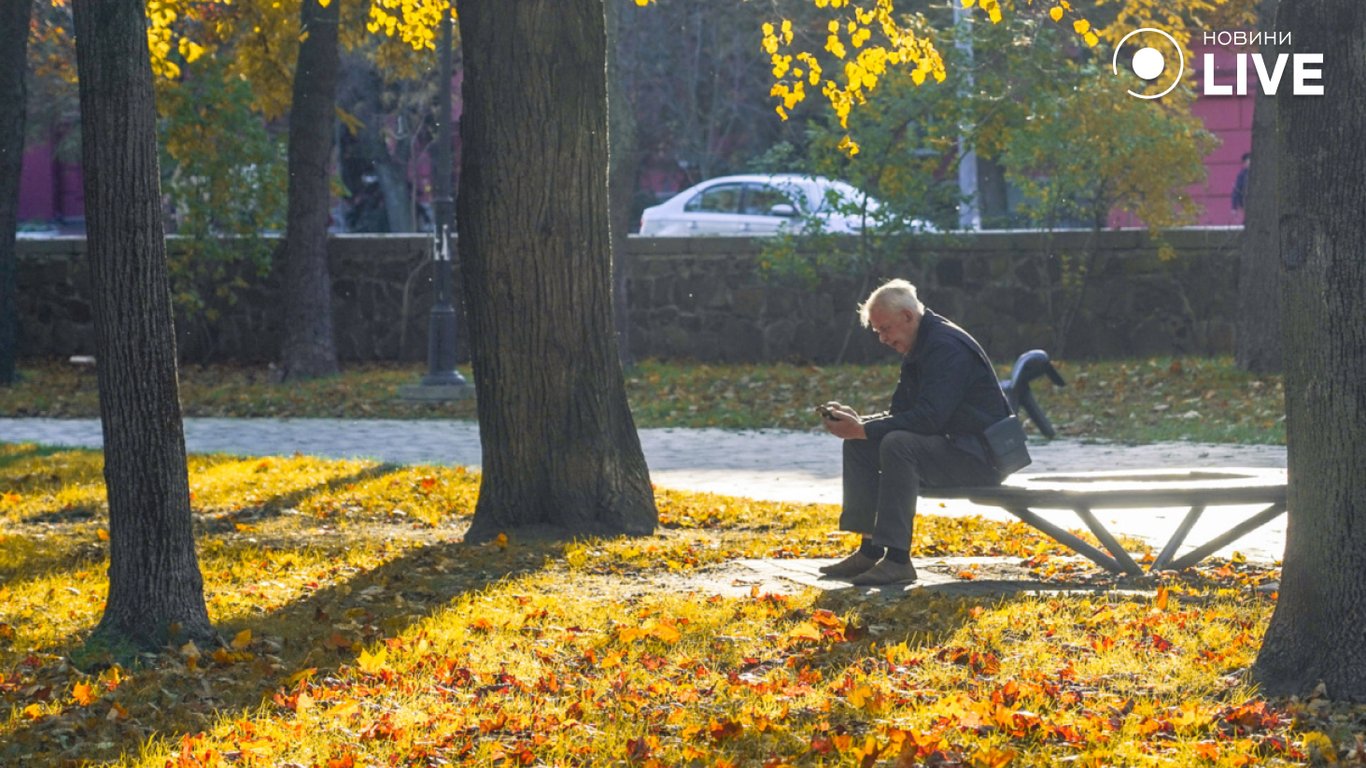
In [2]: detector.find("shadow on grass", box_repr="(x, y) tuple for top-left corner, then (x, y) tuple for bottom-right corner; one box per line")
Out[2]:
(0, 531), (571, 766)
(0, 463), (411, 589)
(0, 443), (66, 471)
(194, 462), (408, 532)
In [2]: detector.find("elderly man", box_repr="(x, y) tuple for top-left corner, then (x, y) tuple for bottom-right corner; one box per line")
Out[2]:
(818, 279), (1010, 585)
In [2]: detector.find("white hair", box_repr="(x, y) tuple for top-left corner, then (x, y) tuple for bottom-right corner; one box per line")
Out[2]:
(858, 279), (923, 328)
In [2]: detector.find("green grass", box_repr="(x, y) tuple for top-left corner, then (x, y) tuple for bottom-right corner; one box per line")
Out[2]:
(0, 356), (1285, 444)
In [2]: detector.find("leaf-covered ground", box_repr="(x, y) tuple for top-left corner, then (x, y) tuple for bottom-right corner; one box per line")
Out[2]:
(4, 443), (1361, 767)
(0, 356), (1284, 444)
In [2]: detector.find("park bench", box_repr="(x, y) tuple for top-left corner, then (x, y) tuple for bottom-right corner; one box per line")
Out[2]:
(921, 468), (1288, 576)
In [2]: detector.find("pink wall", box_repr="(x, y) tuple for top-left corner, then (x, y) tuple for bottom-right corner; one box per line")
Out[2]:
(1188, 42), (1254, 227)
(1108, 42), (1254, 229)
(18, 127), (83, 228)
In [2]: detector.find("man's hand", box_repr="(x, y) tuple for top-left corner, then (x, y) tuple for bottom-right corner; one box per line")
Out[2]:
(818, 401), (867, 440)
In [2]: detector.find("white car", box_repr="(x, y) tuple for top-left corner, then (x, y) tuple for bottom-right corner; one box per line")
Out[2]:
(638, 173), (902, 236)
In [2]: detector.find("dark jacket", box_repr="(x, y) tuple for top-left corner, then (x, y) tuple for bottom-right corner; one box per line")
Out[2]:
(861, 309), (1010, 465)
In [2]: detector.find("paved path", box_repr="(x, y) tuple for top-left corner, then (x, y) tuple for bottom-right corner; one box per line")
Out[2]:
(0, 418), (1288, 563)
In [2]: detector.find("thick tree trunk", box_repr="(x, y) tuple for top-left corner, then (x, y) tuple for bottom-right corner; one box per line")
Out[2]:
(1253, 0), (1366, 700)
(72, 0), (212, 648)
(1234, 0), (1282, 373)
(455, 0), (657, 541)
(278, 0), (340, 380)
(0, 0), (31, 387)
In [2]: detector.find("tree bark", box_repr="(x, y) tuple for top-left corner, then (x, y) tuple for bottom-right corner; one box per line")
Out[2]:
(72, 0), (212, 648)
(0, 0), (31, 387)
(606, 0), (636, 366)
(278, 0), (340, 380)
(1234, 0), (1282, 373)
(1253, 0), (1366, 700)
(455, 0), (657, 540)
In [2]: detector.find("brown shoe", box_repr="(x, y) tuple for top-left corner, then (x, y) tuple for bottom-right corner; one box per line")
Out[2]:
(849, 559), (918, 586)
(818, 552), (878, 578)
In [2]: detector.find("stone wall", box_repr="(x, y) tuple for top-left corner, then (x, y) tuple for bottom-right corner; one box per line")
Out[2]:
(14, 228), (1241, 364)
(625, 228), (1241, 363)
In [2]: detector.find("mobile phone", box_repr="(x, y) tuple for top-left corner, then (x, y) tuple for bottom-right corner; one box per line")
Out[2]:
(817, 405), (838, 421)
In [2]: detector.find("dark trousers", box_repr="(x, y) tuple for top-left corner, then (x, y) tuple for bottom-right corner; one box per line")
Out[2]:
(841, 431), (997, 550)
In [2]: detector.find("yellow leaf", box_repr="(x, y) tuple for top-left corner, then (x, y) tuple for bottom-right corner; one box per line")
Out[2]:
(1072, 19), (1090, 35)
(315, 0), (332, 7)
(180, 640), (201, 659)
(23, 703), (44, 720)
(287, 667), (317, 686)
(787, 621), (822, 642)
(231, 628), (252, 649)
(848, 685), (874, 708)
(357, 647), (388, 674)
(1049, 6), (1064, 21)
(961, 0), (975, 6)
(1083, 31), (1099, 47)
(326, 699), (360, 718)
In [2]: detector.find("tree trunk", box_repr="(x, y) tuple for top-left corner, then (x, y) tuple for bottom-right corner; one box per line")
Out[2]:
(1234, 0), (1282, 373)
(1252, 0), (1366, 701)
(455, 0), (657, 541)
(278, 0), (340, 380)
(0, 0), (31, 387)
(72, 0), (212, 648)
(976, 155), (1010, 229)
(607, 0), (637, 366)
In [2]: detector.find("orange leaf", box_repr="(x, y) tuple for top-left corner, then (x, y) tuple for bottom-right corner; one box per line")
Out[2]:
(971, 746), (1016, 768)
(231, 628), (252, 649)
(71, 682), (97, 706)
(96, 528), (109, 541)
(1154, 586), (1169, 611)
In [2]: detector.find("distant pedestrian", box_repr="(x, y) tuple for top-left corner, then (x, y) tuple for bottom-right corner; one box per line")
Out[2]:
(1232, 153), (1251, 214)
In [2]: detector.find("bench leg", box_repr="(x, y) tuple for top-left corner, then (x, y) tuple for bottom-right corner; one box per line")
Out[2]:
(1073, 507), (1144, 576)
(1007, 506), (1126, 574)
(1164, 502), (1287, 572)
(1151, 505), (1206, 572)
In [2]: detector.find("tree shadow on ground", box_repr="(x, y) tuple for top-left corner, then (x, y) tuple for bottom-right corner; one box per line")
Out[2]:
(0, 464), (410, 592)
(0, 443), (60, 471)
(193, 462), (407, 533)
(0, 530), (571, 766)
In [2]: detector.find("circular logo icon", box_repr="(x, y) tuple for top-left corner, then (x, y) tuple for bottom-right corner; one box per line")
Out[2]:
(1112, 27), (1185, 99)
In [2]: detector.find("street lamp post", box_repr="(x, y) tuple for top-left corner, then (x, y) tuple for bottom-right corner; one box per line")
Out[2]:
(401, 9), (471, 401)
